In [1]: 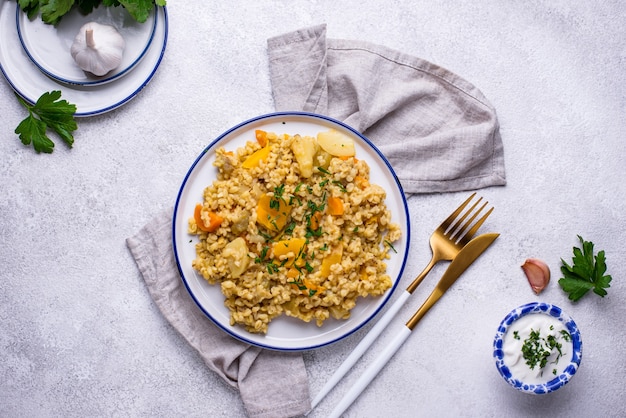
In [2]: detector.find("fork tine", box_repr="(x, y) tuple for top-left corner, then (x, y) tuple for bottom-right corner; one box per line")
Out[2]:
(449, 199), (487, 240)
(457, 205), (494, 245)
(439, 192), (477, 231)
(447, 197), (483, 237)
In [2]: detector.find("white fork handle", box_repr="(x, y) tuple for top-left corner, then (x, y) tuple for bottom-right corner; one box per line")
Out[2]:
(310, 290), (411, 410)
(328, 326), (412, 418)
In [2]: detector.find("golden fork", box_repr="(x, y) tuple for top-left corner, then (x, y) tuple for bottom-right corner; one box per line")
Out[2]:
(309, 193), (493, 411)
(406, 192), (493, 293)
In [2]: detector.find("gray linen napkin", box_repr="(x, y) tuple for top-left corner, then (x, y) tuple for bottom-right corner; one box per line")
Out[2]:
(126, 208), (310, 418)
(267, 24), (506, 194)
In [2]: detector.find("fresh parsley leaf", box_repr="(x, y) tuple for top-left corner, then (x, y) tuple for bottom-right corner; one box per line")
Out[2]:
(118, 0), (165, 23)
(18, 0), (40, 19)
(39, 0), (75, 25)
(15, 91), (77, 154)
(558, 235), (612, 302)
(78, 0), (105, 15)
(19, 0), (166, 24)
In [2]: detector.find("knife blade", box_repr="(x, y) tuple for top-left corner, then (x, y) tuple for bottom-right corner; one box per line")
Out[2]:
(327, 232), (499, 418)
(406, 232), (499, 329)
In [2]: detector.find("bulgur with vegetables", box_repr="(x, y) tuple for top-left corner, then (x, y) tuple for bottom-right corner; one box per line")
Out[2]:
(189, 129), (401, 333)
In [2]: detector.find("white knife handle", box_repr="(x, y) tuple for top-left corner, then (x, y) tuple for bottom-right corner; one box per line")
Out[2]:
(310, 290), (411, 410)
(328, 326), (412, 418)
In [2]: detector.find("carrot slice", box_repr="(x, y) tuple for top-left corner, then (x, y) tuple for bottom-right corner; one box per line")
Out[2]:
(242, 145), (271, 169)
(194, 204), (223, 232)
(310, 211), (323, 230)
(255, 130), (268, 147)
(354, 175), (369, 189)
(327, 196), (344, 215)
(256, 194), (292, 232)
(320, 245), (342, 277)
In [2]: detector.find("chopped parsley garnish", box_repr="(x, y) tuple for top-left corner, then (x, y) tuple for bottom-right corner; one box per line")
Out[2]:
(254, 246), (270, 263)
(289, 278), (307, 291)
(521, 329), (552, 370)
(258, 230), (273, 242)
(332, 180), (347, 192)
(305, 226), (323, 238)
(307, 200), (325, 214)
(288, 195), (302, 206)
(269, 184), (286, 210)
(385, 240), (397, 253)
(284, 221), (297, 235)
(255, 246), (282, 274)
(287, 277), (319, 297)
(266, 262), (279, 274)
(519, 327), (571, 373)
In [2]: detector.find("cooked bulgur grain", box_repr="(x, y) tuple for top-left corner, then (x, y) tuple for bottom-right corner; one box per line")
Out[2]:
(189, 130), (401, 333)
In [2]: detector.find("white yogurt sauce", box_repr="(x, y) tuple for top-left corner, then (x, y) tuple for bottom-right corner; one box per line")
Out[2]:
(502, 313), (573, 384)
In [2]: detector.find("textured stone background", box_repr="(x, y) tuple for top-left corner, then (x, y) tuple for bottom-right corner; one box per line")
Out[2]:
(1, 1), (624, 417)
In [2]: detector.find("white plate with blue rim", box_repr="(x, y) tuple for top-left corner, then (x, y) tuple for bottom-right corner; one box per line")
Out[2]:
(172, 112), (411, 351)
(0, 0), (167, 116)
(16, 4), (157, 86)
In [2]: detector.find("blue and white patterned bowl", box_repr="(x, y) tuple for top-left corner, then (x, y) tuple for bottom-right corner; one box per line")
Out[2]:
(493, 302), (582, 394)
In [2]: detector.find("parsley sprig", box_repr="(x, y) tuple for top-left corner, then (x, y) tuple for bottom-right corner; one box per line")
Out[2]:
(15, 91), (77, 154)
(558, 235), (612, 302)
(18, 0), (167, 25)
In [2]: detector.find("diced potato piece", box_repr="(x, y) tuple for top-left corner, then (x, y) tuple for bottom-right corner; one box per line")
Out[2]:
(315, 149), (332, 169)
(290, 135), (319, 178)
(231, 212), (250, 235)
(317, 129), (355, 157)
(329, 305), (350, 320)
(222, 237), (249, 278)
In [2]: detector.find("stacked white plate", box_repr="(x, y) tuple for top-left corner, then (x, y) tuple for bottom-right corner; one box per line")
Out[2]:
(0, 0), (168, 116)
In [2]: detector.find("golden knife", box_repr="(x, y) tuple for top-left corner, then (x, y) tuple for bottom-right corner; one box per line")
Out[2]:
(328, 232), (500, 418)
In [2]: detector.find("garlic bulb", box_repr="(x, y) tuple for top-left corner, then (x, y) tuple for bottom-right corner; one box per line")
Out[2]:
(70, 22), (125, 76)
(521, 258), (551, 294)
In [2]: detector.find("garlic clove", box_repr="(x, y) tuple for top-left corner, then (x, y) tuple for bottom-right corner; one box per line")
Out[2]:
(70, 22), (125, 76)
(521, 258), (550, 294)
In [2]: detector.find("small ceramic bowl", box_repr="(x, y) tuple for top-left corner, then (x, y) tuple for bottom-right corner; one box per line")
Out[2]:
(493, 302), (582, 394)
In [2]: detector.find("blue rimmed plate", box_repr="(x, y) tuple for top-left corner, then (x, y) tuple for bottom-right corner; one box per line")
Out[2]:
(16, 5), (157, 86)
(172, 112), (411, 351)
(0, 0), (167, 116)
(493, 302), (583, 394)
